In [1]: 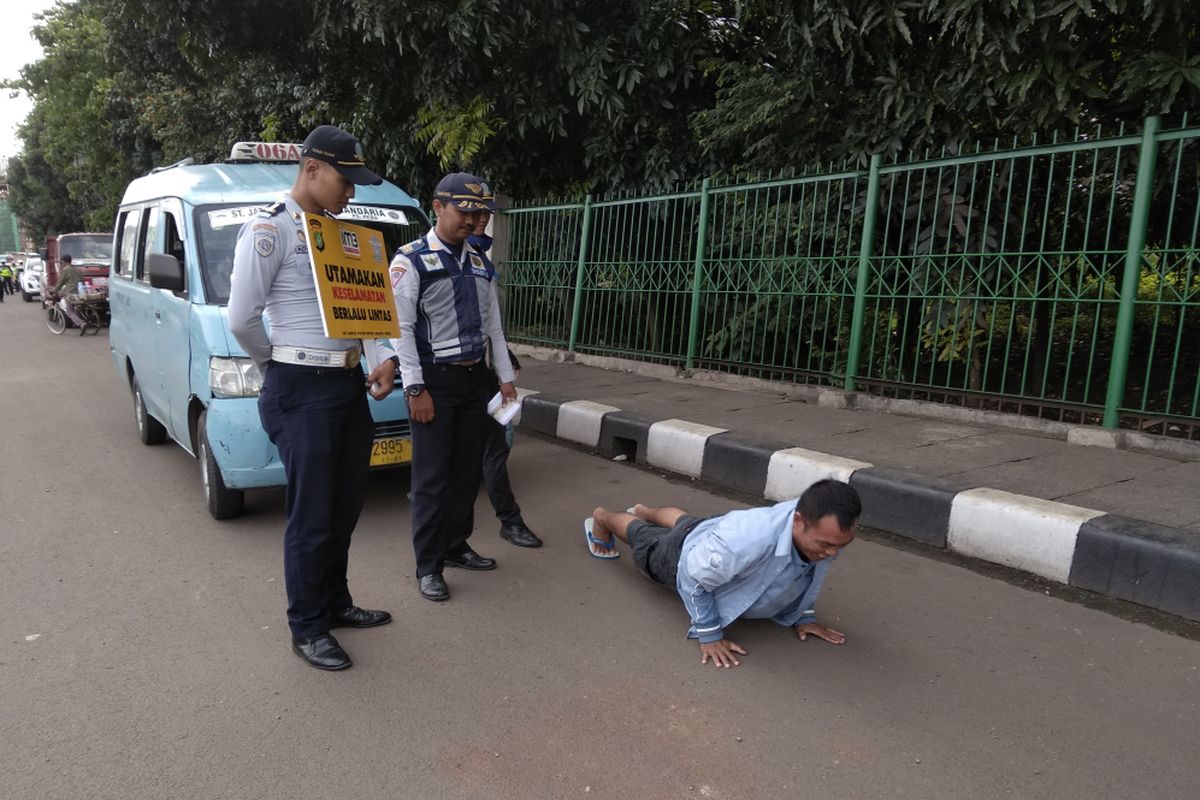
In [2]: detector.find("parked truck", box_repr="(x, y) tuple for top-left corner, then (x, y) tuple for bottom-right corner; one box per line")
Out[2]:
(42, 232), (113, 294)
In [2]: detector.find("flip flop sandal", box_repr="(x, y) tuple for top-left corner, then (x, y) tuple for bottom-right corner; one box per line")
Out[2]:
(583, 517), (620, 560)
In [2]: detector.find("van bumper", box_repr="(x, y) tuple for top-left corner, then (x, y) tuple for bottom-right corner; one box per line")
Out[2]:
(205, 397), (285, 490)
(205, 392), (412, 490)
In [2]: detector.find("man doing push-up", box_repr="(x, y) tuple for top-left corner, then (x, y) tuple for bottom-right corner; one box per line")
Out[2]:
(584, 479), (862, 668)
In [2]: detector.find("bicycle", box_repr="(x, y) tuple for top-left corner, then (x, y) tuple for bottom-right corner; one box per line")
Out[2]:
(45, 294), (106, 336)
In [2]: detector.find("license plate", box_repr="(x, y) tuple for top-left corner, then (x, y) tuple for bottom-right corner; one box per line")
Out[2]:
(369, 436), (411, 467)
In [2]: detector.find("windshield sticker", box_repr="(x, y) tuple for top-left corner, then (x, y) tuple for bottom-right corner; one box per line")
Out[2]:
(336, 206), (409, 225)
(208, 206), (263, 229)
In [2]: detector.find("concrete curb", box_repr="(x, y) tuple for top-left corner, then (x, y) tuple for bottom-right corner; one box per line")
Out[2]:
(517, 391), (1200, 624)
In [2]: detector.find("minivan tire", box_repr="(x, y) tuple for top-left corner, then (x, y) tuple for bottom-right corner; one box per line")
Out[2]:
(198, 410), (245, 520)
(21, 289), (32, 302)
(132, 375), (168, 445)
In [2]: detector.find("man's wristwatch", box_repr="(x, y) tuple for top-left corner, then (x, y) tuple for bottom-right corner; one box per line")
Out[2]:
(404, 383), (425, 397)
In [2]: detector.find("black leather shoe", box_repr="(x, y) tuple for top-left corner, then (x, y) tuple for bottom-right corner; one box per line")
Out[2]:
(329, 606), (392, 628)
(500, 522), (543, 548)
(291, 633), (352, 671)
(444, 548), (498, 571)
(418, 573), (450, 601)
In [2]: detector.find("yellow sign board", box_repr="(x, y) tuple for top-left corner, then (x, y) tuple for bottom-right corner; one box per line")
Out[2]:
(303, 213), (400, 339)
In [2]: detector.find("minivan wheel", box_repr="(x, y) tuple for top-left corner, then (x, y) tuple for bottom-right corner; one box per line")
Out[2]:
(21, 289), (32, 302)
(198, 410), (245, 520)
(132, 375), (167, 445)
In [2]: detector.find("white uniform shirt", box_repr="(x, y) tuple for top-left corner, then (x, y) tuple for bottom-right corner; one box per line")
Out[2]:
(227, 193), (397, 371)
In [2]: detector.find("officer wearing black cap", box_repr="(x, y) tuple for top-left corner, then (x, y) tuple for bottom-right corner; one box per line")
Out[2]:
(229, 124), (400, 671)
(388, 172), (518, 601)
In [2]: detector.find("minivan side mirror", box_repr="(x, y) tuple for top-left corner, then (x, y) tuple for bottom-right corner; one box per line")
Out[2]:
(147, 252), (185, 292)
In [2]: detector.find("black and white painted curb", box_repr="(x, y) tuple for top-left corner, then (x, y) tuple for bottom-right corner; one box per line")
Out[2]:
(515, 389), (1200, 624)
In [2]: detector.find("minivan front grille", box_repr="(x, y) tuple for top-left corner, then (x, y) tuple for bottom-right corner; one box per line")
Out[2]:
(373, 419), (411, 439)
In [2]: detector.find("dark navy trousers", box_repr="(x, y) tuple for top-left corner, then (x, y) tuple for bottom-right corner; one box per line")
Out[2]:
(481, 369), (522, 527)
(258, 361), (373, 638)
(410, 361), (491, 577)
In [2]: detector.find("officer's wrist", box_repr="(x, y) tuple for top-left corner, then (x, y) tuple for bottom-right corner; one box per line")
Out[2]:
(388, 355), (399, 367)
(404, 383), (425, 397)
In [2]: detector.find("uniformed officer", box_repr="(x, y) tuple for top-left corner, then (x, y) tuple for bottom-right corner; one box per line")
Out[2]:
(228, 124), (398, 671)
(389, 172), (518, 601)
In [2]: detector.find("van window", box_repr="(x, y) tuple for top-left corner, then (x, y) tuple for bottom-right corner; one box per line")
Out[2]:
(163, 210), (185, 266)
(138, 207), (160, 284)
(194, 205), (256, 305)
(147, 207), (187, 294)
(116, 209), (142, 279)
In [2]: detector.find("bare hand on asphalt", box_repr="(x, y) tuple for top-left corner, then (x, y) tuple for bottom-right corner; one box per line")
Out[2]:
(794, 623), (846, 644)
(700, 638), (746, 668)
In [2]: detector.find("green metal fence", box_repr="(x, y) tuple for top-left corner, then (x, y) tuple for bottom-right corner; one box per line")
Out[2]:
(0, 198), (22, 254)
(500, 116), (1200, 439)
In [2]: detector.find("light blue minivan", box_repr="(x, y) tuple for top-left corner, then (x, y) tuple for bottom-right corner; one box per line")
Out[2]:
(109, 142), (427, 519)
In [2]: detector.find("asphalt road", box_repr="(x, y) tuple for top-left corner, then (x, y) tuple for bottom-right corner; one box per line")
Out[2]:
(1, 300), (1198, 800)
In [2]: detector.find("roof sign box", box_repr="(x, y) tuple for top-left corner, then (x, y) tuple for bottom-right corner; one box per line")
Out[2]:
(228, 142), (303, 163)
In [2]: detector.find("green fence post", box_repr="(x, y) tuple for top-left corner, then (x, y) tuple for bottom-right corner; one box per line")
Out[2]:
(685, 178), (712, 370)
(844, 154), (882, 392)
(1102, 116), (1160, 429)
(568, 195), (594, 353)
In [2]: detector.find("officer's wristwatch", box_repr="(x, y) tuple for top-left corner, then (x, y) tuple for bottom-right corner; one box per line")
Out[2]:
(404, 383), (425, 397)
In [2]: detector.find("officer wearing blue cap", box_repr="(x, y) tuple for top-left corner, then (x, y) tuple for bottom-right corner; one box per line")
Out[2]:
(388, 172), (518, 601)
(229, 124), (400, 671)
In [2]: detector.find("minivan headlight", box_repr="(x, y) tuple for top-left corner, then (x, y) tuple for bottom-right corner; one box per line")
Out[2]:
(209, 356), (264, 398)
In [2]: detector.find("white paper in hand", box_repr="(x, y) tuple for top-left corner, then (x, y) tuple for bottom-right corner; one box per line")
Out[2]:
(487, 392), (521, 426)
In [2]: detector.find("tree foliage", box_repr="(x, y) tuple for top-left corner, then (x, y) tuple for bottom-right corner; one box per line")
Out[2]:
(5, 0), (1198, 238)
(693, 0), (1200, 171)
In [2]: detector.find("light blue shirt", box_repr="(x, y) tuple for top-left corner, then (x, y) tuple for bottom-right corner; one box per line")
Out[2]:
(676, 499), (834, 644)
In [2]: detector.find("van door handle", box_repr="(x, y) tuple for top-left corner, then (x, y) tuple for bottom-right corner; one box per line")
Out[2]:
(154, 310), (162, 321)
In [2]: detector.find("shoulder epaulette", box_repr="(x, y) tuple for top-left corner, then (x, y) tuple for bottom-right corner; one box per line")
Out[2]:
(398, 238), (426, 255)
(257, 201), (286, 218)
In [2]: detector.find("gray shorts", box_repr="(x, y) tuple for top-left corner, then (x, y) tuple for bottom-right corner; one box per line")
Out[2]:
(628, 514), (710, 589)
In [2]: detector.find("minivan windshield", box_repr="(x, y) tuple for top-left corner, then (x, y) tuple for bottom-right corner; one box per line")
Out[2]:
(194, 203), (429, 305)
(61, 235), (112, 262)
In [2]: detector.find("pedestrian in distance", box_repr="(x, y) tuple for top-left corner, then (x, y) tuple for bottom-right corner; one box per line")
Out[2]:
(467, 211), (542, 549)
(584, 479), (861, 668)
(228, 124), (399, 672)
(0, 259), (13, 299)
(389, 172), (519, 602)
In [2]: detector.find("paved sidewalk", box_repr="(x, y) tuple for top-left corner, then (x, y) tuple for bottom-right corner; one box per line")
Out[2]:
(513, 350), (1200, 623)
